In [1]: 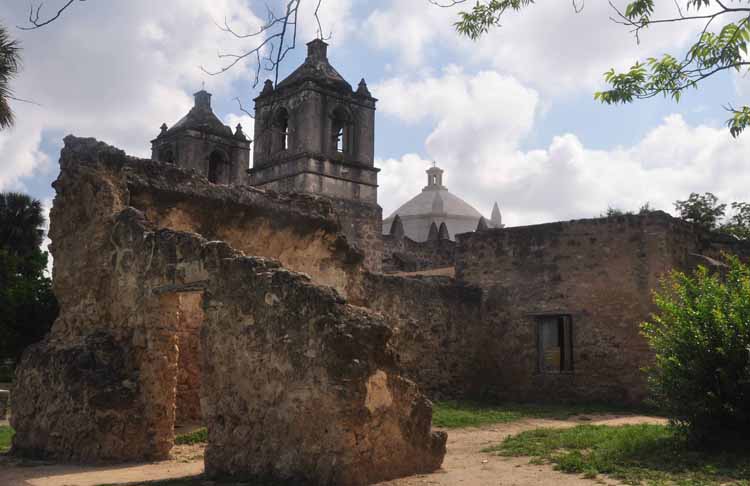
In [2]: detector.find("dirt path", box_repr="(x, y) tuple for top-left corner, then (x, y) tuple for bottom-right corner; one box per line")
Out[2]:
(380, 414), (666, 486)
(0, 414), (665, 486)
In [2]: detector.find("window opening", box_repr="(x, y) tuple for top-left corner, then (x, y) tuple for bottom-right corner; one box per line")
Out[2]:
(272, 108), (290, 153)
(331, 106), (352, 155)
(537, 315), (572, 373)
(280, 116), (289, 151)
(159, 149), (175, 164)
(336, 127), (344, 152)
(208, 150), (226, 184)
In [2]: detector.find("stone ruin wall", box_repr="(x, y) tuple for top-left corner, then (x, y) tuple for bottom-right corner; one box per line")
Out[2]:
(14, 135), (750, 477)
(382, 235), (456, 274)
(350, 273), (486, 399)
(327, 197), (384, 273)
(454, 212), (707, 403)
(203, 257), (446, 484)
(10, 136), (448, 481)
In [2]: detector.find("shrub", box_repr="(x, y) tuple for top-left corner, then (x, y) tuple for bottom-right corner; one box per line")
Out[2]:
(174, 428), (207, 445)
(642, 255), (750, 442)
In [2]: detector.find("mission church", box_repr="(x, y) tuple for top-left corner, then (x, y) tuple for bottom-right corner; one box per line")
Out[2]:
(151, 38), (501, 256)
(141, 37), (742, 403)
(11, 37), (750, 473)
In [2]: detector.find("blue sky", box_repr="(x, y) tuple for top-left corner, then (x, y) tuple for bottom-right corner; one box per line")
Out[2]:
(1, 0), (749, 228)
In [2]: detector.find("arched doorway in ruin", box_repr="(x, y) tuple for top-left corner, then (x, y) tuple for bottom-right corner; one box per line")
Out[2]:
(207, 150), (230, 184)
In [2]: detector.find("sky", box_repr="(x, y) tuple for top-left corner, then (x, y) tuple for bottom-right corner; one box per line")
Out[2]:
(1, 0), (749, 229)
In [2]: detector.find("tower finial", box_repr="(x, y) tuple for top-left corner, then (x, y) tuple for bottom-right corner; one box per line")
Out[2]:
(490, 202), (504, 228)
(424, 163), (445, 190)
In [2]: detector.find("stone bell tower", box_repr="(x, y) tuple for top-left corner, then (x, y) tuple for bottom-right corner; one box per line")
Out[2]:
(248, 39), (382, 271)
(151, 89), (250, 185)
(248, 39), (378, 203)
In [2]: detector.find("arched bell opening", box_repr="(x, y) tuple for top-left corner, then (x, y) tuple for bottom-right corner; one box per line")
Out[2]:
(208, 150), (230, 184)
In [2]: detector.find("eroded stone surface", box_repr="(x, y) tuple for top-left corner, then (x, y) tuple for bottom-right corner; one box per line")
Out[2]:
(10, 136), (446, 482)
(202, 257), (446, 484)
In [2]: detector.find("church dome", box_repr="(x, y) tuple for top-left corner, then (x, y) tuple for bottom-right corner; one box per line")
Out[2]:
(389, 188), (483, 220)
(383, 165), (492, 242)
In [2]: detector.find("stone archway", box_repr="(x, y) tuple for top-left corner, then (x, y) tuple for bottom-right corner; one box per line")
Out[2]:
(208, 150), (229, 184)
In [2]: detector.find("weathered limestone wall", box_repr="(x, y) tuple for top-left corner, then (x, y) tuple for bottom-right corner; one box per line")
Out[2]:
(10, 136), (363, 461)
(202, 257), (446, 484)
(455, 212), (701, 403)
(382, 235), (455, 273)
(161, 291), (204, 425)
(327, 197), (383, 273)
(351, 274), (485, 399)
(11, 138), (180, 461)
(11, 136), (446, 478)
(124, 166), (365, 298)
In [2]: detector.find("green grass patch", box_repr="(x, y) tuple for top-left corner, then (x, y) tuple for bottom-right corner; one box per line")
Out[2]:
(487, 423), (750, 485)
(174, 427), (207, 445)
(0, 425), (14, 453)
(432, 400), (657, 429)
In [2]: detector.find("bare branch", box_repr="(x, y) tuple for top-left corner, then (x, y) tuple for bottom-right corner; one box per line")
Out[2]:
(17, 0), (86, 30)
(202, 0), (318, 90)
(233, 96), (254, 118)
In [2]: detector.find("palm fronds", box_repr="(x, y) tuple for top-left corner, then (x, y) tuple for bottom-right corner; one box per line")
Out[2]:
(0, 24), (21, 129)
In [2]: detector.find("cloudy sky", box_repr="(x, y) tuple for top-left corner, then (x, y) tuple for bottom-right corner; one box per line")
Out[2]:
(1, 0), (749, 227)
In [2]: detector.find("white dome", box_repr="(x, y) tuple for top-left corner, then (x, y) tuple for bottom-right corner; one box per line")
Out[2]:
(383, 165), (486, 242)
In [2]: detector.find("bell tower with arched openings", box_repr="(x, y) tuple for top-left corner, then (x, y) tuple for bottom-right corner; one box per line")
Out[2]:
(151, 89), (250, 185)
(248, 39), (378, 204)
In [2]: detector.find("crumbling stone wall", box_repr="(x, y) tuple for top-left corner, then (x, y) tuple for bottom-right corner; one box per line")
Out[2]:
(203, 257), (446, 484)
(455, 212), (702, 403)
(351, 273), (485, 399)
(11, 137), (447, 479)
(161, 291), (204, 425)
(328, 197), (384, 273)
(382, 235), (455, 273)
(123, 162), (366, 298)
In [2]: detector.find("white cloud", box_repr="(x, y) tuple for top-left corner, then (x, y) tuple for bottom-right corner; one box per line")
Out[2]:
(364, 1), (459, 67)
(365, 1), (700, 95)
(0, 109), (51, 191)
(0, 0), (261, 191)
(298, 0), (354, 43)
(40, 197), (53, 276)
(376, 69), (750, 227)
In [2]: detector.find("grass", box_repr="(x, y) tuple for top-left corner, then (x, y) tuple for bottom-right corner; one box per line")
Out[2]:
(486, 423), (750, 485)
(174, 427), (207, 445)
(0, 425), (14, 453)
(431, 400), (657, 429)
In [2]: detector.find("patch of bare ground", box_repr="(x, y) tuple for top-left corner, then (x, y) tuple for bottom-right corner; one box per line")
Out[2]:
(378, 414), (667, 486)
(0, 414), (665, 486)
(0, 443), (204, 486)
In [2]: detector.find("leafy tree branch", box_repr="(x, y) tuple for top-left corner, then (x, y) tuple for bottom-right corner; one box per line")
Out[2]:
(444, 0), (750, 137)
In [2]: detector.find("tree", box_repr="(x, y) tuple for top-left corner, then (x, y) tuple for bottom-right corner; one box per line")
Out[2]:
(0, 249), (57, 363)
(0, 24), (21, 129)
(674, 192), (727, 231)
(0, 192), (45, 256)
(723, 202), (750, 240)
(443, 1), (750, 137)
(0, 192), (57, 364)
(642, 256), (750, 442)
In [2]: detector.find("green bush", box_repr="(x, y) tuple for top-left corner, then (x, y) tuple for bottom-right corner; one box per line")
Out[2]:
(642, 255), (750, 442)
(174, 428), (207, 445)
